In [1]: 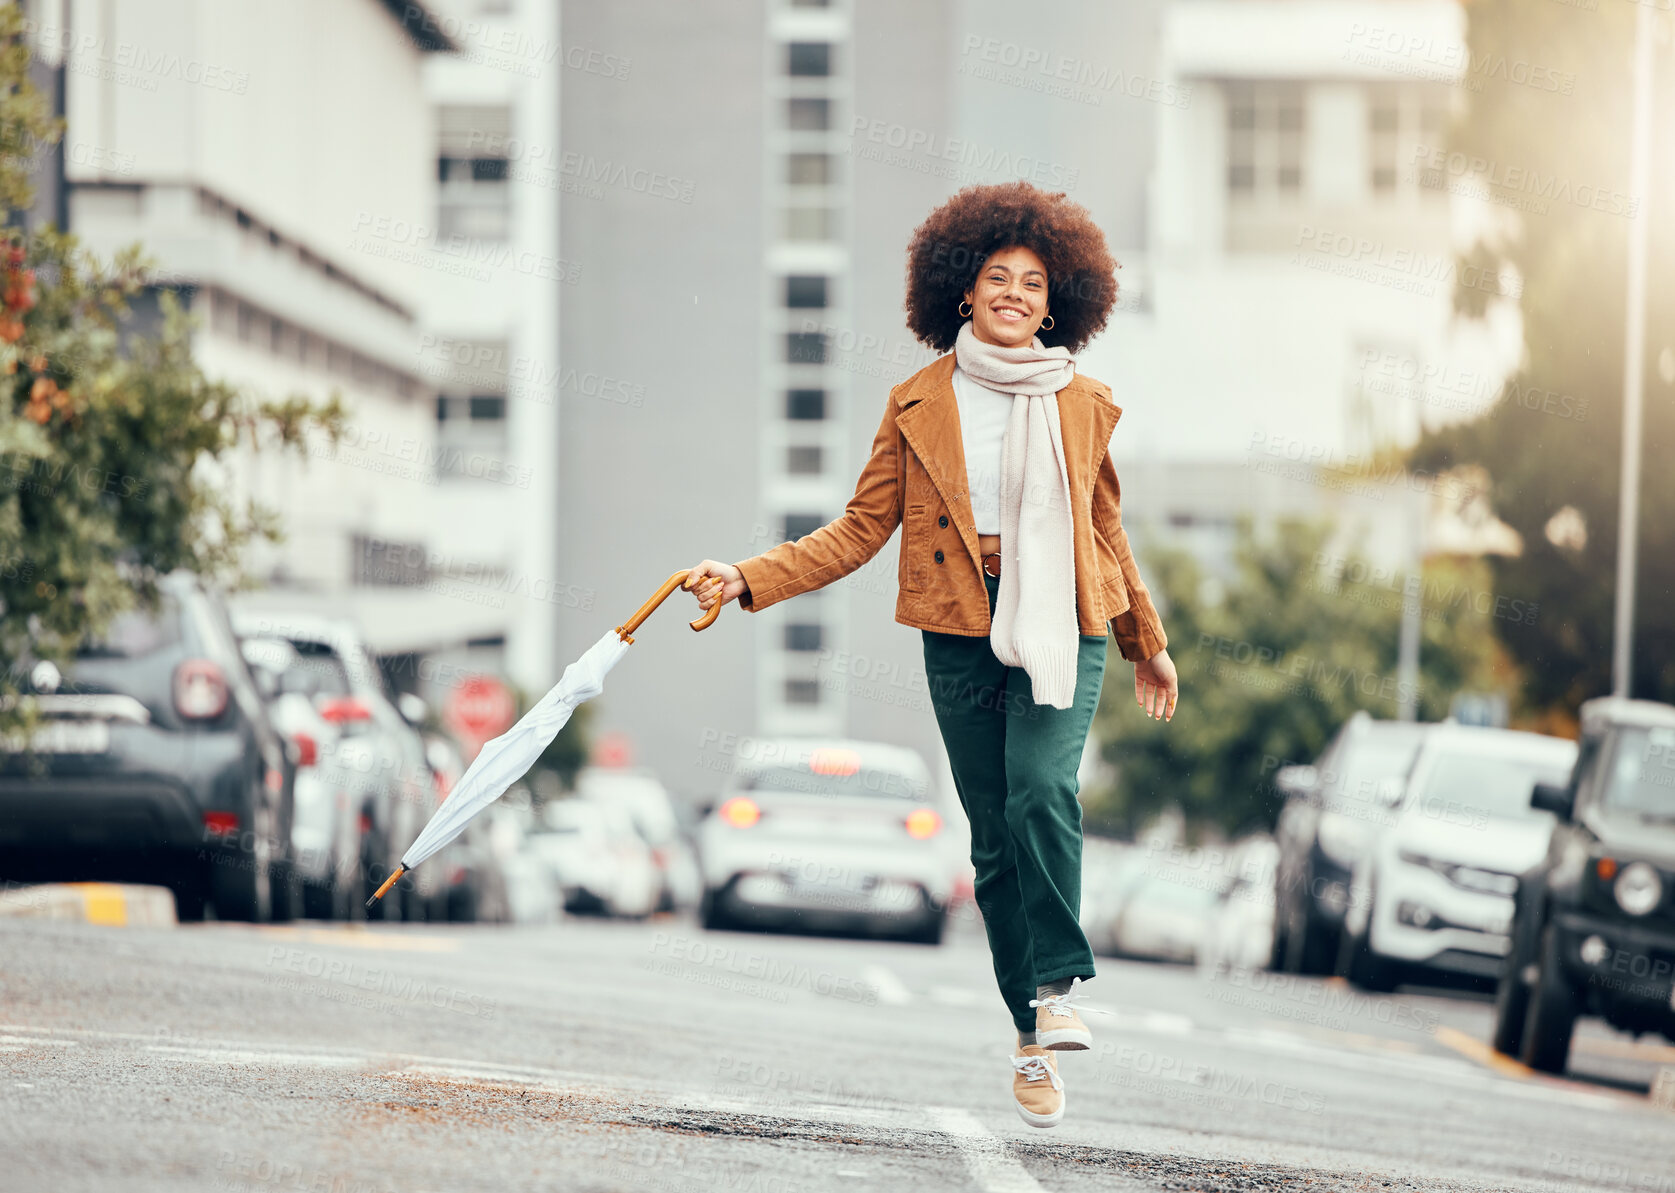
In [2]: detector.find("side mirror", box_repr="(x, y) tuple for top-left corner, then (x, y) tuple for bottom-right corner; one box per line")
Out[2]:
(1275, 765), (1319, 800)
(1531, 782), (1573, 820)
(1374, 776), (1406, 807)
(397, 692), (429, 727)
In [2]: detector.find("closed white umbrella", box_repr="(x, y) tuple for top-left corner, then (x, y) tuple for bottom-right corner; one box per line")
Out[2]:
(367, 570), (720, 909)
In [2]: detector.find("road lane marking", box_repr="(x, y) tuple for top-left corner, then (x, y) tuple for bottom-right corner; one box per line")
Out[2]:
(144, 1045), (366, 1067)
(861, 964), (912, 1006)
(925, 1106), (1047, 1193)
(251, 925), (460, 952)
(1432, 1025), (1533, 1080)
(69, 884), (128, 926)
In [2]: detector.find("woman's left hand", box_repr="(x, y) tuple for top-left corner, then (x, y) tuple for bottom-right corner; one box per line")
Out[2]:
(1133, 649), (1178, 722)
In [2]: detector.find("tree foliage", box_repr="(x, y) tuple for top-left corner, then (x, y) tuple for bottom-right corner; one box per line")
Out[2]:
(1407, 0), (1675, 711)
(1085, 519), (1504, 837)
(0, 4), (344, 720)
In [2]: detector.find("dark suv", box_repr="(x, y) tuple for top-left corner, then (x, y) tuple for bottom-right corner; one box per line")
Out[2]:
(1492, 697), (1675, 1073)
(0, 573), (295, 921)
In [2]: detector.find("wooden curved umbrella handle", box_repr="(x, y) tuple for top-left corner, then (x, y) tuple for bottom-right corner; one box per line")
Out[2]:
(614, 569), (723, 644)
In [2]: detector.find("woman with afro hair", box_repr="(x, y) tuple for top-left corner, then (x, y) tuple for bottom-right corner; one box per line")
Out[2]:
(686, 180), (1177, 1128)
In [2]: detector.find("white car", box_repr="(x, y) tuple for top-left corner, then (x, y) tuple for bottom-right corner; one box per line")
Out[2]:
(697, 737), (955, 945)
(575, 766), (701, 912)
(1340, 725), (1579, 991)
(528, 798), (661, 919)
(1199, 835), (1280, 976)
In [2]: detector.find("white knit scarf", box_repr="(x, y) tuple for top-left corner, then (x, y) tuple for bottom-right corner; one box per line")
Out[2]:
(953, 320), (1079, 710)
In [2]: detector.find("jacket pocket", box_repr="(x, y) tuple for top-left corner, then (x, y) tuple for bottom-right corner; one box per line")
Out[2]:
(899, 504), (927, 593)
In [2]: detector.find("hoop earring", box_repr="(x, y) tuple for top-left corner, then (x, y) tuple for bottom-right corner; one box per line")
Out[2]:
(958, 300), (972, 317)
(1041, 314), (1055, 331)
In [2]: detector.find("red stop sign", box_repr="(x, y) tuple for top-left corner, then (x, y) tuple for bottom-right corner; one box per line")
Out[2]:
(445, 676), (515, 754)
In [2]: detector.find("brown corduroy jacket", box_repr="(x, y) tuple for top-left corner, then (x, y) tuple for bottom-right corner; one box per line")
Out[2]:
(734, 353), (1168, 663)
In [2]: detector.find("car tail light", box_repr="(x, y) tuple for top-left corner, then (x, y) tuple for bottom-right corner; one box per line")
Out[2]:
(202, 811), (240, 836)
(265, 767), (284, 796)
(292, 732), (318, 768)
(174, 659), (228, 720)
(905, 807), (942, 839)
(318, 696), (373, 725)
(358, 813), (372, 835)
(431, 767), (452, 802)
(718, 796), (760, 828)
(1596, 857), (1618, 880)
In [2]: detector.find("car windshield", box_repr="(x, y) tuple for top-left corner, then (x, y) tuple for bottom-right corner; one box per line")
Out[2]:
(1600, 727), (1675, 817)
(75, 598), (183, 658)
(1320, 734), (1423, 813)
(1414, 747), (1577, 823)
(277, 641), (353, 698)
(738, 764), (930, 801)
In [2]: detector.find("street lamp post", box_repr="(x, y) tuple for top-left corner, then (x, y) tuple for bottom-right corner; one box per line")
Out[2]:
(1611, 0), (1657, 699)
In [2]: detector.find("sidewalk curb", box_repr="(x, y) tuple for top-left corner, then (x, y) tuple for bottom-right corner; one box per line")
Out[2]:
(0, 883), (177, 926)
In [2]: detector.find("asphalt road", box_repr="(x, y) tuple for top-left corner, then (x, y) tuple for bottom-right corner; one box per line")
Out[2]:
(2, 908), (1673, 1193)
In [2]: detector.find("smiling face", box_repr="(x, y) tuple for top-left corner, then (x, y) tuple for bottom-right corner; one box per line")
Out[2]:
(963, 245), (1049, 349)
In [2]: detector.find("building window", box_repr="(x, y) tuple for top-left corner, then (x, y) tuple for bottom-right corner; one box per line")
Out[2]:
(784, 206), (835, 242)
(784, 678), (821, 705)
(788, 98), (831, 131)
(787, 42), (831, 77)
(786, 331), (828, 364)
(787, 389), (826, 420)
(1226, 81), (1306, 196)
(784, 513), (824, 541)
(1371, 85), (1451, 198)
(784, 623), (823, 651)
(435, 390), (510, 480)
(787, 445), (823, 475)
(1369, 93), (1399, 192)
(788, 153), (833, 185)
(438, 105), (512, 242)
(785, 276), (828, 308)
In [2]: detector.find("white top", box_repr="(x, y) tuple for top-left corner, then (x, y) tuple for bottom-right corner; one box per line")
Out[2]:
(950, 365), (1012, 535)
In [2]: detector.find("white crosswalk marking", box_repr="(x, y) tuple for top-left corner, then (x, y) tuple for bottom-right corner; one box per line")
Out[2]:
(925, 1106), (1048, 1193)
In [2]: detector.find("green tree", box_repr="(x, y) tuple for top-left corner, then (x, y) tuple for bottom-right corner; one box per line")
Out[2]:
(0, 4), (343, 724)
(1085, 519), (1505, 837)
(1407, 0), (1675, 713)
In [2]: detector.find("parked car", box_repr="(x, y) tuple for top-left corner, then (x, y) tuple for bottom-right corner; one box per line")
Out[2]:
(696, 738), (955, 945)
(1104, 864), (1224, 964)
(529, 797), (661, 918)
(1081, 845), (1153, 957)
(228, 608), (442, 921)
(239, 634), (365, 921)
(488, 793), (561, 924)
(1270, 713), (1434, 973)
(1492, 697), (1675, 1073)
(424, 732), (509, 923)
(1337, 724), (1578, 992)
(575, 765), (700, 912)
(0, 573), (295, 922)
(1200, 835), (1281, 976)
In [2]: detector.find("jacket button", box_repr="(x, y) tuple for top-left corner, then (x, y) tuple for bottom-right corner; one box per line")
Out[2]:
(938, 515), (948, 528)
(934, 549), (944, 563)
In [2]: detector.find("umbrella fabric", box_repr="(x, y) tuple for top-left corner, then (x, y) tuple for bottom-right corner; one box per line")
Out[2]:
(400, 628), (632, 871)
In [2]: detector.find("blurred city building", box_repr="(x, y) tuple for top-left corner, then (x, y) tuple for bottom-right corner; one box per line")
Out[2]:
(27, 0), (566, 714)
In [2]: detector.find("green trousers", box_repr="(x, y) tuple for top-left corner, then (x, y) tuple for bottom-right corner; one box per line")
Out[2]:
(921, 568), (1106, 1034)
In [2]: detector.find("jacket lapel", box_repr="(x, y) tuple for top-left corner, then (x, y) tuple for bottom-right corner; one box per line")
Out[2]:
(896, 355), (1123, 579)
(895, 356), (981, 575)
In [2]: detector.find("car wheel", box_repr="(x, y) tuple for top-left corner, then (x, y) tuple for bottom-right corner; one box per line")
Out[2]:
(171, 864), (208, 923)
(209, 801), (275, 923)
(301, 878), (334, 921)
(699, 887), (733, 932)
(903, 909), (946, 947)
(269, 855), (301, 923)
(1519, 927), (1577, 1074)
(448, 882), (479, 923)
(1285, 903), (1338, 976)
(1491, 955), (1532, 1057)
(1337, 902), (1397, 993)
